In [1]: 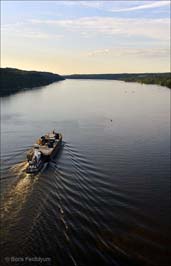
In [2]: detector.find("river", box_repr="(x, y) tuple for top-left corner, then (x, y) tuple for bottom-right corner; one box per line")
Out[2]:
(1, 79), (170, 266)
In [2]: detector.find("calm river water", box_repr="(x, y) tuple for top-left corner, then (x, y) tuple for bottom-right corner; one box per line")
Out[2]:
(1, 79), (170, 266)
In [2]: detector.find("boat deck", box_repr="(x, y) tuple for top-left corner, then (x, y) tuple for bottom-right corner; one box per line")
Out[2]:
(39, 139), (60, 156)
(39, 145), (53, 156)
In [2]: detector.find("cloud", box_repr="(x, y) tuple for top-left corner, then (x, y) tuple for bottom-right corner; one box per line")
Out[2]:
(78, 1), (103, 9)
(1, 23), (63, 39)
(56, 1), (103, 8)
(56, 0), (170, 14)
(88, 49), (110, 56)
(31, 17), (170, 41)
(110, 1), (170, 12)
(86, 47), (170, 58)
(20, 31), (53, 39)
(21, 32), (63, 39)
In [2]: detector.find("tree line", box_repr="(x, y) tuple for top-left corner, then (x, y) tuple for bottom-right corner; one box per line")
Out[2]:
(64, 73), (171, 89)
(0, 68), (65, 96)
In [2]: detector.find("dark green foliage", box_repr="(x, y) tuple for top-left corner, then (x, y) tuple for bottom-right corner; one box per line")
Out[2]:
(64, 73), (171, 89)
(0, 68), (65, 96)
(124, 73), (171, 89)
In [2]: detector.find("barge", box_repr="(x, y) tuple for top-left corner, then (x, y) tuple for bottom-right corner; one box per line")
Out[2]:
(26, 131), (62, 174)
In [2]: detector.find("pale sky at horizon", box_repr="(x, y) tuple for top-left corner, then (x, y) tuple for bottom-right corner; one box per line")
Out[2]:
(1, 0), (171, 74)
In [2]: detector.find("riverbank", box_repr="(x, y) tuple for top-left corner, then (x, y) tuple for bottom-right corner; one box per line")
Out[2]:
(64, 73), (171, 89)
(0, 68), (65, 96)
(1, 69), (170, 97)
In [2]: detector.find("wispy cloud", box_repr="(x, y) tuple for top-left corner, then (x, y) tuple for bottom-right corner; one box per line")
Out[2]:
(56, 1), (103, 8)
(77, 1), (103, 9)
(87, 47), (170, 58)
(1, 23), (63, 39)
(110, 1), (170, 12)
(31, 17), (170, 41)
(88, 49), (110, 56)
(56, 1), (170, 13)
(21, 32), (63, 39)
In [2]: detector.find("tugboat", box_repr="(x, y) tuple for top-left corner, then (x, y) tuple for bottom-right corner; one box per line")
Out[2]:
(26, 131), (62, 174)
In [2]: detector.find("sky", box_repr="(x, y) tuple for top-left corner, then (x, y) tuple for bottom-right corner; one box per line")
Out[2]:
(1, 0), (170, 74)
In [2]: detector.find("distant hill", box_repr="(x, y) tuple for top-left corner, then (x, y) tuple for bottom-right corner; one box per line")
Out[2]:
(0, 68), (65, 96)
(64, 73), (171, 89)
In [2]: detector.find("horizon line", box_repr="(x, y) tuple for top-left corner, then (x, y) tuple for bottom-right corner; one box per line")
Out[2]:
(1, 66), (170, 76)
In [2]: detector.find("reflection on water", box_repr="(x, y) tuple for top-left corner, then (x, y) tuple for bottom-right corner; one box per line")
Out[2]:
(10, 161), (28, 174)
(1, 162), (38, 239)
(1, 80), (170, 266)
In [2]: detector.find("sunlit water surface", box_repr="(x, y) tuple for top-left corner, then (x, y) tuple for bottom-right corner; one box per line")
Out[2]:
(1, 80), (170, 266)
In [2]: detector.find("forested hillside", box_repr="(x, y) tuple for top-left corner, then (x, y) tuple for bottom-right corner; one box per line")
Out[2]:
(0, 68), (65, 96)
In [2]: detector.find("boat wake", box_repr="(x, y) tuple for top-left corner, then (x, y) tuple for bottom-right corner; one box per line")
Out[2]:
(2, 141), (169, 266)
(10, 160), (28, 175)
(1, 177), (36, 221)
(1, 161), (39, 237)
